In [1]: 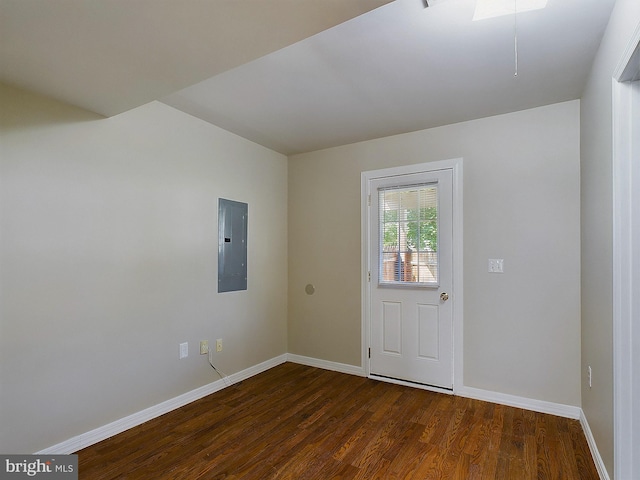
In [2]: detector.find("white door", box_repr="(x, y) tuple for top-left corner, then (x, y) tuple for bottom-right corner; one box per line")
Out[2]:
(368, 168), (453, 389)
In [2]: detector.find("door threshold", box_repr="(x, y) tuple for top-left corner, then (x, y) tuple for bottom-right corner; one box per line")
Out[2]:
(369, 374), (453, 395)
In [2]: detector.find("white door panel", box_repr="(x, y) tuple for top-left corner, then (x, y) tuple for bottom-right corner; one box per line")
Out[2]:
(369, 168), (453, 389)
(418, 303), (439, 359)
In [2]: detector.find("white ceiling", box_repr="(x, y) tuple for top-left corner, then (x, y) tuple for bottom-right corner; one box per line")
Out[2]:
(2, 0), (615, 155)
(0, 0), (390, 116)
(163, 0), (615, 154)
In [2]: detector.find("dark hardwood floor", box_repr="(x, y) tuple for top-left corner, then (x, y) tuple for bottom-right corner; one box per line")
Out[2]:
(76, 362), (599, 479)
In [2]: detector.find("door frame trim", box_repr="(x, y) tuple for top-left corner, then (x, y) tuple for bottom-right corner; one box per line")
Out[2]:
(361, 158), (464, 391)
(612, 20), (640, 480)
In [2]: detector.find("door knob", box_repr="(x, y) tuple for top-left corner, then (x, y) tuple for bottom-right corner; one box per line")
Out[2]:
(440, 292), (449, 301)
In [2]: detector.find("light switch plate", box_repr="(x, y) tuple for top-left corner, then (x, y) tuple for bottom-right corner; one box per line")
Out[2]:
(488, 259), (504, 273)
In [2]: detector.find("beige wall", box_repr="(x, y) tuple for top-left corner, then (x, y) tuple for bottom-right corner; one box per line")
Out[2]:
(289, 101), (581, 407)
(0, 84), (288, 453)
(0, 78), (591, 455)
(580, 1), (640, 476)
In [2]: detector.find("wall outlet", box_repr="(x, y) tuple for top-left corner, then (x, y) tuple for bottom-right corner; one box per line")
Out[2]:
(179, 342), (188, 359)
(216, 338), (223, 352)
(588, 365), (592, 388)
(200, 340), (209, 355)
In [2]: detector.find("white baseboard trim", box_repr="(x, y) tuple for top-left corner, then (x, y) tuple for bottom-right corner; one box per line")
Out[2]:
(36, 354), (288, 455)
(286, 353), (366, 377)
(455, 385), (582, 419)
(580, 409), (610, 480)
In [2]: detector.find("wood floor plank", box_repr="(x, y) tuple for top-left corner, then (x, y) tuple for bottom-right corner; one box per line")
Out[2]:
(76, 363), (600, 479)
(476, 402), (504, 479)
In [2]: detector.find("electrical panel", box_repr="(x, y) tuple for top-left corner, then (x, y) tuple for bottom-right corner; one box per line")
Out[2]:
(218, 198), (248, 293)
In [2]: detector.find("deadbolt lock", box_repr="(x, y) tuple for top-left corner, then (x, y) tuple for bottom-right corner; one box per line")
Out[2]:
(440, 292), (449, 302)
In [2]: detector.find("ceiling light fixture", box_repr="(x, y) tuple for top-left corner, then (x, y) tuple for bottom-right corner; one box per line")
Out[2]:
(472, 0), (547, 21)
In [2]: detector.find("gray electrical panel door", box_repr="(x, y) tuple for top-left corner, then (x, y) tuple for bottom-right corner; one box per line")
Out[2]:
(218, 198), (248, 292)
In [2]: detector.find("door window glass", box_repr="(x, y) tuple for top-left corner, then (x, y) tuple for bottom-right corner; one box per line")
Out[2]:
(378, 183), (438, 286)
